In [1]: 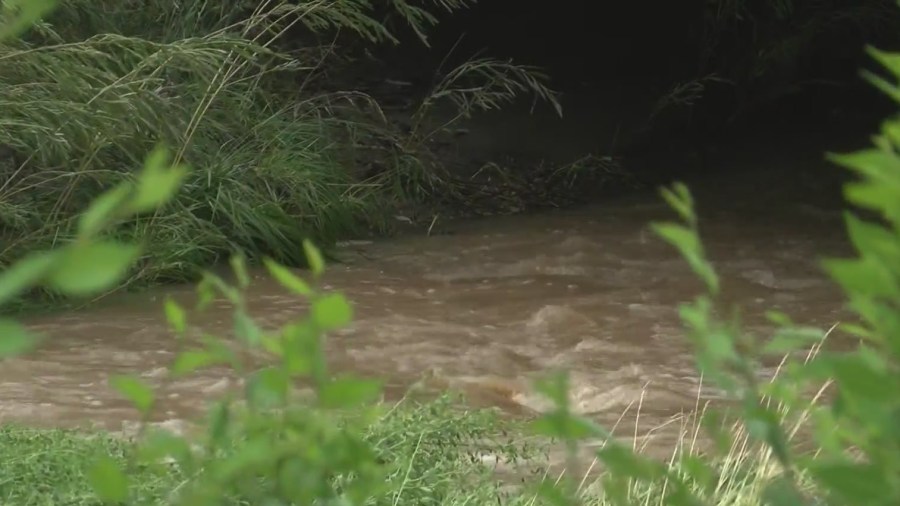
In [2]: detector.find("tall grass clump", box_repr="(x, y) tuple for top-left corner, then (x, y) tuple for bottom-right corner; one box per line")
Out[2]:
(0, 0), (557, 306)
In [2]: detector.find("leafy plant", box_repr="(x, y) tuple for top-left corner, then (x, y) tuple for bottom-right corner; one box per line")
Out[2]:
(530, 39), (900, 506)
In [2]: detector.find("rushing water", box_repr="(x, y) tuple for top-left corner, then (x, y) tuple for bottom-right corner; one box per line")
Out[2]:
(4, 141), (855, 463)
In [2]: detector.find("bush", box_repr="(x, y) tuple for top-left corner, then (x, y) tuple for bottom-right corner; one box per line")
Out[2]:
(528, 43), (900, 506)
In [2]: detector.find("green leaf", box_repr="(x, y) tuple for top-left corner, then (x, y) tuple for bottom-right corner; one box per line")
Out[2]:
(214, 439), (278, 482)
(823, 257), (899, 299)
(532, 479), (578, 506)
(0, 318), (42, 358)
(303, 239), (326, 277)
(47, 241), (140, 296)
(170, 349), (227, 377)
(652, 222), (719, 294)
(530, 411), (605, 440)
(0, 251), (58, 306)
(761, 476), (810, 506)
(234, 311), (262, 346)
(246, 367), (289, 409)
(0, 0), (59, 41)
(659, 182), (695, 224)
(130, 148), (188, 214)
(110, 375), (155, 415)
(867, 46), (900, 79)
(843, 182), (900, 223)
(137, 429), (195, 472)
(533, 371), (570, 408)
(678, 455), (716, 493)
(828, 148), (900, 185)
(653, 222), (701, 257)
(763, 326), (825, 355)
(163, 297), (187, 334)
(263, 258), (314, 297)
(229, 254), (251, 289)
(810, 352), (895, 403)
(318, 376), (382, 408)
(207, 400), (232, 450)
(743, 401), (791, 467)
(280, 322), (322, 377)
(807, 462), (893, 504)
(88, 455), (129, 504)
(77, 184), (132, 238)
(598, 442), (668, 481)
(843, 213), (900, 273)
(311, 293), (353, 331)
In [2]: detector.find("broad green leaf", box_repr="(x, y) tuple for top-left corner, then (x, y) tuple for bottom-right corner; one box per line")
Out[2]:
(311, 293), (353, 331)
(867, 46), (900, 79)
(653, 222), (701, 257)
(532, 479), (578, 506)
(47, 242), (140, 296)
(214, 439), (278, 482)
(137, 429), (195, 472)
(88, 455), (129, 504)
(809, 352), (895, 403)
(652, 222), (719, 294)
(264, 258), (314, 296)
(598, 442), (668, 481)
(743, 400), (791, 467)
(823, 257), (899, 299)
(0, 0), (58, 40)
(233, 311), (262, 346)
(530, 411), (605, 440)
(130, 147), (188, 213)
(678, 455), (716, 493)
(828, 148), (900, 185)
(207, 400), (232, 450)
(260, 335), (283, 356)
(318, 376), (382, 408)
(763, 326), (825, 355)
(246, 367), (289, 409)
(765, 310), (793, 326)
(163, 297), (187, 334)
(0, 251), (58, 306)
(170, 349), (227, 376)
(281, 322), (322, 376)
(110, 375), (155, 415)
(843, 212), (900, 273)
(0, 318), (42, 357)
(807, 462), (893, 504)
(843, 182), (900, 222)
(229, 254), (250, 289)
(761, 476), (810, 506)
(303, 239), (326, 277)
(659, 182), (696, 225)
(77, 184), (132, 238)
(532, 371), (570, 407)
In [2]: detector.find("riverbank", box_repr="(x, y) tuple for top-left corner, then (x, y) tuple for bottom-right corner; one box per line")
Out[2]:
(2, 0), (615, 315)
(0, 394), (811, 506)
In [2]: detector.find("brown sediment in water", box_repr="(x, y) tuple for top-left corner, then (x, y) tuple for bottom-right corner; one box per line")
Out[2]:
(2, 142), (854, 469)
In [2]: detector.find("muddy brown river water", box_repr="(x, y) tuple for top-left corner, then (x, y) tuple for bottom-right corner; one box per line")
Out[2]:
(4, 143), (856, 462)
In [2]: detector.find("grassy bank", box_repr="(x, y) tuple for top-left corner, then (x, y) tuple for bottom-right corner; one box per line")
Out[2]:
(0, 0), (569, 311)
(0, 397), (536, 506)
(0, 395), (819, 506)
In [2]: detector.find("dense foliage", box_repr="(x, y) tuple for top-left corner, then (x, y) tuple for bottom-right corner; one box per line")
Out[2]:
(0, 0), (556, 307)
(1, 1), (900, 505)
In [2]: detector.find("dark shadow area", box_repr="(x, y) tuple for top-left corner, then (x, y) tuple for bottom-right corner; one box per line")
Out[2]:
(357, 0), (900, 193)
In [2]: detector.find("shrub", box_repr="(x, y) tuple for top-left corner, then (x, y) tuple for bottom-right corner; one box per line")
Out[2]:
(529, 40), (900, 506)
